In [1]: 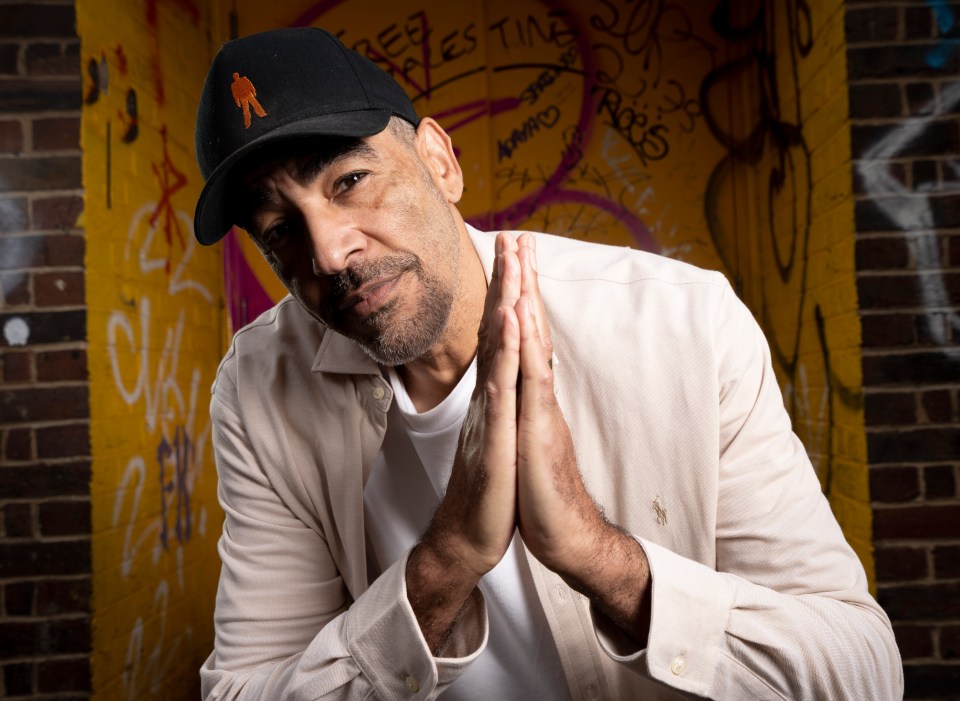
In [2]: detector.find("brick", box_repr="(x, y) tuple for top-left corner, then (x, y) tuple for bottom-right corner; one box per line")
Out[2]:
(912, 159), (938, 189)
(847, 83), (901, 119)
(0, 386), (89, 424)
(0, 462), (89, 498)
(0, 197), (28, 233)
(3, 662), (32, 696)
(858, 272), (960, 309)
(852, 161), (908, 196)
(864, 392), (916, 426)
(0, 156), (81, 192)
(845, 7), (899, 44)
(894, 624), (934, 660)
(42, 234), (84, 267)
(37, 656), (89, 693)
(874, 545), (927, 581)
(0, 540), (90, 578)
(0, 42), (18, 75)
(904, 6), (934, 40)
(855, 236), (909, 270)
(3, 502), (33, 537)
(879, 582), (960, 619)
(34, 270), (84, 307)
(869, 465), (920, 502)
(925, 465), (956, 498)
(0, 617), (89, 658)
(0, 234), (85, 270)
(869, 427), (960, 464)
(852, 121), (958, 161)
(1, 271), (30, 305)
(0, 235), (45, 269)
(32, 116), (80, 151)
(0, 310), (86, 344)
(874, 504), (960, 539)
(863, 352), (960, 386)
(36, 422), (89, 459)
(943, 626), (960, 660)
(31, 195), (82, 230)
(933, 545), (960, 578)
(3, 581), (34, 616)
(951, 234), (960, 265)
(3, 427), (32, 461)
(39, 499), (90, 537)
(860, 313), (915, 347)
(847, 45), (960, 80)
(36, 349), (86, 382)
(0, 78), (82, 112)
(2, 351), (31, 383)
(930, 192), (960, 227)
(903, 664), (960, 699)
(25, 41), (79, 76)
(0, 5), (76, 38)
(0, 120), (22, 152)
(905, 82), (936, 116)
(921, 390), (954, 423)
(34, 578), (89, 616)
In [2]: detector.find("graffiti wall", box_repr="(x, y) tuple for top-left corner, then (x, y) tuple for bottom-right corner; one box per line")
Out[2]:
(220, 0), (873, 583)
(78, 0), (225, 697)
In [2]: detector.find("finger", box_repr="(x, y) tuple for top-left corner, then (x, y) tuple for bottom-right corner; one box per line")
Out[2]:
(478, 234), (520, 373)
(516, 233), (554, 364)
(516, 296), (555, 424)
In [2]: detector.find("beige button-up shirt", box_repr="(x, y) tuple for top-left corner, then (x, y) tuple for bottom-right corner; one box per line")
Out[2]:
(201, 227), (902, 700)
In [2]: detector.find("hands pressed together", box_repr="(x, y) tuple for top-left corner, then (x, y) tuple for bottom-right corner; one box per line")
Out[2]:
(406, 233), (652, 654)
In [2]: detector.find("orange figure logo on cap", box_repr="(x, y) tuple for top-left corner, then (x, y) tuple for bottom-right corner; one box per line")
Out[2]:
(231, 72), (267, 129)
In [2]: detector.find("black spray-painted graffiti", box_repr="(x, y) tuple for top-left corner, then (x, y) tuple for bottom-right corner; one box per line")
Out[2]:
(699, 0), (859, 495)
(157, 425), (193, 549)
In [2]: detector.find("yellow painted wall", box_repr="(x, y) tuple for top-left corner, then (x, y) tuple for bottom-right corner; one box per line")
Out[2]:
(78, 0), (225, 697)
(220, 0), (871, 585)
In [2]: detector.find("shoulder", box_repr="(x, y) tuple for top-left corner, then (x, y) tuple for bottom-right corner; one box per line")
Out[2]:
(211, 296), (327, 399)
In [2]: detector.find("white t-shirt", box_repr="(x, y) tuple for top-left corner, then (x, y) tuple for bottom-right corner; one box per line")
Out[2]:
(363, 360), (571, 700)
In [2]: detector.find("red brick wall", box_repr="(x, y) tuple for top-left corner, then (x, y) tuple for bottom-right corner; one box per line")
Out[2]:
(0, 1), (91, 698)
(847, 1), (960, 697)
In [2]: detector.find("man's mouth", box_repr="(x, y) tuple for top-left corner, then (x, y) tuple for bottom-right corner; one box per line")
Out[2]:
(340, 274), (403, 316)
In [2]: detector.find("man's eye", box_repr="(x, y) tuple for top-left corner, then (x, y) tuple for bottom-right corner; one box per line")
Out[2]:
(262, 221), (293, 249)
(333, 171), (367, 196)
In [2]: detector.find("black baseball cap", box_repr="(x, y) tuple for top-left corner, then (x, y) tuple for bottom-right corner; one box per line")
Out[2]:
(193, 27), (420, 245)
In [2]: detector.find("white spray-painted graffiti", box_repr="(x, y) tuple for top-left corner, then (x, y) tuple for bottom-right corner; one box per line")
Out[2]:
(107, 198), (212, 700)
(857, 80), (960, 355)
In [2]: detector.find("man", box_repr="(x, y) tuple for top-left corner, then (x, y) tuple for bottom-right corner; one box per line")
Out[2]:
(194, 27), (902, 700)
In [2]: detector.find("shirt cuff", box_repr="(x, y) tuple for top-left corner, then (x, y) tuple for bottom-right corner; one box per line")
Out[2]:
(590, 538), (732, 698)
(345, 550), (488, 699)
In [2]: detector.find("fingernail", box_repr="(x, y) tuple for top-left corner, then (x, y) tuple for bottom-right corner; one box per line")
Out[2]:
(496, 234), (504, 255)
(497, 253), (503, 278)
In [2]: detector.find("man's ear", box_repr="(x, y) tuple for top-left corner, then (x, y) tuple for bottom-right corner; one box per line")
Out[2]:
(414, 117), (464, 204)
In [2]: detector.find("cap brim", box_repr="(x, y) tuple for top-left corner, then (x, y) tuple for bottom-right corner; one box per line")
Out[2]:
(194, 109), (392, 246)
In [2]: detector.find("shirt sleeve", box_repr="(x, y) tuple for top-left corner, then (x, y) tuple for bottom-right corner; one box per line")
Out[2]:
(590, 283), (903, 700)
(201, 365), (487, 701)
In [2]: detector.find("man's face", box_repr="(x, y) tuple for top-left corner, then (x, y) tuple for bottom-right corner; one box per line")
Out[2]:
(236, 121), (463, 366)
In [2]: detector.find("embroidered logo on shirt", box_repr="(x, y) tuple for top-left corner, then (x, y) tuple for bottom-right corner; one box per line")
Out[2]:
(230, 72), (267, 129)
(652, 496), (668, 526)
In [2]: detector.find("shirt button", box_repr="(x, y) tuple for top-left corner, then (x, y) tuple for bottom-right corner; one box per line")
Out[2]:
(403, 673), (420, 692)
(372, 386), (386, 400)
(670, 656), (686, 675)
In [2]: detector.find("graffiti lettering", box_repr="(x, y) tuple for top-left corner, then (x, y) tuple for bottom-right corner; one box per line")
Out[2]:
(497, 105), (561, 162)
(595, 86), (670, 165)
(158, 425), (193, 550)
(519, 45), (579, 106)
(488, 11), (578, 50)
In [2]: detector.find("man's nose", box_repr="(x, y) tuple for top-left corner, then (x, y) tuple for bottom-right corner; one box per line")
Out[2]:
(307, 210), (365, 276)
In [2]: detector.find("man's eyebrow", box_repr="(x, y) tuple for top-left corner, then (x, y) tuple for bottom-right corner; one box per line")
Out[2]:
(297, 139), (379, 185)
(235, 139), (380, 227)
